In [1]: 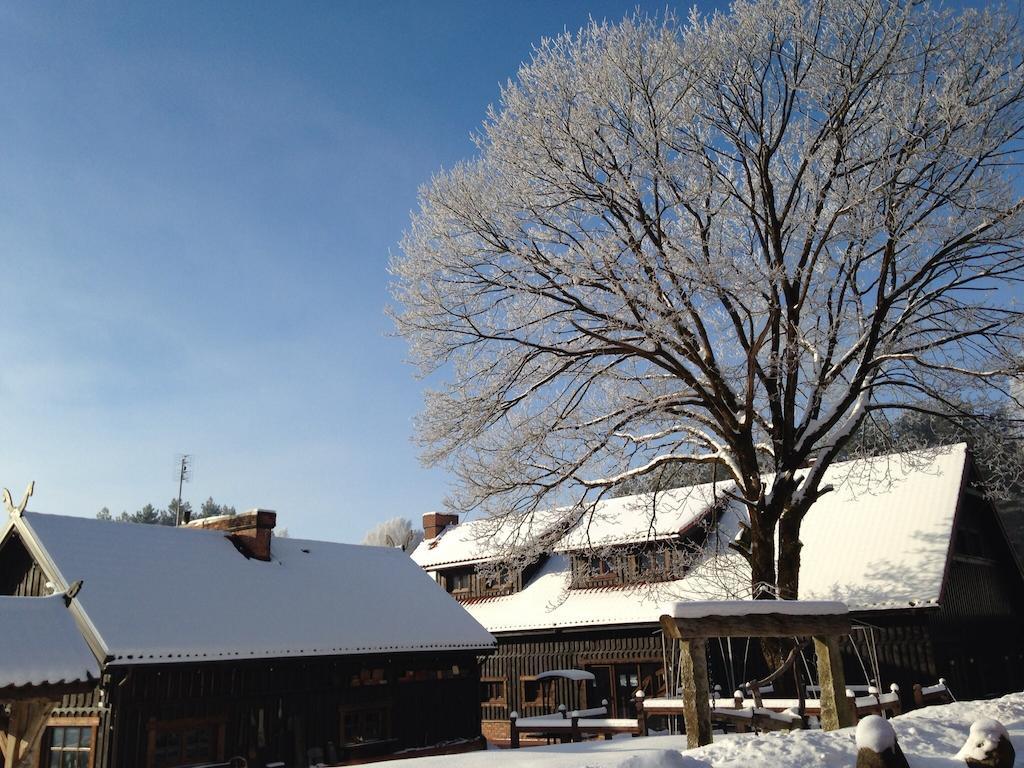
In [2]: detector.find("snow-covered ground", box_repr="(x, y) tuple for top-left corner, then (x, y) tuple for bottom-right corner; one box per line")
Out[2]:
(392, 692), (1023, 767)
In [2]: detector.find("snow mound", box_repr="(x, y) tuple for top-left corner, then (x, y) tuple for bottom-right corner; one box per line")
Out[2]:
(955, 718), (1010, 761)
(856, 715), (896, 752)
(388, 692), (1024, 767)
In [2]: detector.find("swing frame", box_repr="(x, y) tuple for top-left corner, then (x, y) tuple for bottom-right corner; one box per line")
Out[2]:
(659, 602), (856, 749)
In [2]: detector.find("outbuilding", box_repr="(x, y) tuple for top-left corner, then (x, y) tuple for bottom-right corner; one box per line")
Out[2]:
(0, 507), (495, 767)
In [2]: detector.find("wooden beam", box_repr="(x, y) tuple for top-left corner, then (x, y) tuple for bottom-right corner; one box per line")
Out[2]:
(679, 639), (713, 749)
(0, 681), (95, 702)
(813, 635), (855, 731)
(1, 697), (58, 768)
(662, 612), (851, 640)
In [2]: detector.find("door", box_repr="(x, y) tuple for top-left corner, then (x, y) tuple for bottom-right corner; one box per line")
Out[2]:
(586, 665), (615, 713)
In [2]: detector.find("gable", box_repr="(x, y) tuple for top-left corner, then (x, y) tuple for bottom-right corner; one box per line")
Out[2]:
(0, 526), (51, 597)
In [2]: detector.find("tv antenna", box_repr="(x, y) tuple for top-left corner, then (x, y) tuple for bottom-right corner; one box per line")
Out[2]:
(175, 454), (193, 525)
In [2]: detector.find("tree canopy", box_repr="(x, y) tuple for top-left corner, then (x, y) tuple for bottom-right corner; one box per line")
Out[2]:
(362, 517), (424, 552)
(393, 0), (1024, 600)
(97, 497), (236, 526)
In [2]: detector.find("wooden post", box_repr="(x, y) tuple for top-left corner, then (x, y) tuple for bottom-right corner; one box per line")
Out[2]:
(813, 634), (855, 730)
(509, 712), (519, 749)
(570, 712), (580, 743)
(635, 690), (647, 737)
(680, 638), (713, 748)
(1, 698), (57, 768)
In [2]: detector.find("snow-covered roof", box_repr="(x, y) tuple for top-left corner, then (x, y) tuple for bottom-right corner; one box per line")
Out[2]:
(413, 482), (731, 569)
(554, 481), (732, 552)
(0, 594), (100, 690)
(413, 508), (568, 569)
(414, 445), (970, 633)
(15, 512), (495, 665)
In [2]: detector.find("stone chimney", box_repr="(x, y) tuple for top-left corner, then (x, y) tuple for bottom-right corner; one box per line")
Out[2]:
(422, 511), (458, 540)
(187, 509), (277, 561)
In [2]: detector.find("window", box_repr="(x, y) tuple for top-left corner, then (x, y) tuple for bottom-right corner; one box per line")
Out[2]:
(43, 722), (95, 768)
(340, 706), (391, 746)
(484, 566), (511, 591)
(446, 569), (473, 593)
(480, 677), (507, 707)
(636, 549), (669, 580)
(520, 676), (546, 709)
(147, 718), (224, 768)
(587, 556), (617, 579)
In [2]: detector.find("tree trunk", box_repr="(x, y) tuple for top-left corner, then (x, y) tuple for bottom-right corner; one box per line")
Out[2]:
(777, 513), (803, 601)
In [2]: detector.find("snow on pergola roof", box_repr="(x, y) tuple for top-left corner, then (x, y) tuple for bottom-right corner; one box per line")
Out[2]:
(415, 445), (971, 633)
(0, 594), (100, 691)
(14, 512), (495, 665)
(535, 669), (596, 682)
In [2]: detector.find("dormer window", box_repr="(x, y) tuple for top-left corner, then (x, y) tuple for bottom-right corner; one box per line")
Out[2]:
(637, 549), (666, 576)
(485, 566), (511, 590)
(446, 569), (473, 594)
(587, 556), (617, 580)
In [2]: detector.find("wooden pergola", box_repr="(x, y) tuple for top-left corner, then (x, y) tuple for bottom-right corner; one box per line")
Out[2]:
(659, 600), (856, 748)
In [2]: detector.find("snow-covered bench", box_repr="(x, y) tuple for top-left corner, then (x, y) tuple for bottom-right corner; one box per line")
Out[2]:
(638, 685), (901, 735)
(638, 696), (802, 735)
(913, 679), (954, 707)
(508, 709), (641, 748)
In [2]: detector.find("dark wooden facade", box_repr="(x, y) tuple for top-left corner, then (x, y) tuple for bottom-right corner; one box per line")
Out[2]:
(0, 529), (489, 768)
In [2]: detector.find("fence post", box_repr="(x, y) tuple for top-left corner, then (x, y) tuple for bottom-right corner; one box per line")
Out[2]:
(570, 711), (580, 743)
(509, 712), (519, 749)
(635, 690), (647, 736)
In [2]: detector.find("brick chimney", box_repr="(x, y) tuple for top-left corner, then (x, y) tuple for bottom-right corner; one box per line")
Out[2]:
(422, 511), (458, 540)
(187, 509), (277, 561)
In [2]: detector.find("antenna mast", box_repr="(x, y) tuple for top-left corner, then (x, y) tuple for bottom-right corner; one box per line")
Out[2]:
(175, 454), (192, 525)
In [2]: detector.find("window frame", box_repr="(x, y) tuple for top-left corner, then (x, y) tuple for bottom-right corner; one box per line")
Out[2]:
(479, 676), (507, 708)
(41, 716), (99, 768)
(445, 568), (474, 595)
(519, 675), (546, 710)
(145, 716), (226, 768)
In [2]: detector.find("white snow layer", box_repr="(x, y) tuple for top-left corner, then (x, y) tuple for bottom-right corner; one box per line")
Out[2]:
(18, 512), (495, 664)
(414, 445), (968, 633)
(663, 600), (847, 619)
(390, 692), (1024, 768)
(0, 594), (99, 688)
(535, 669), (596, 681)
(855, 715), (896, 752)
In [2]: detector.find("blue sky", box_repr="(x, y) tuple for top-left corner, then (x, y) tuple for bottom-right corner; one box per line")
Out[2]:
(0, 1), (697, 541)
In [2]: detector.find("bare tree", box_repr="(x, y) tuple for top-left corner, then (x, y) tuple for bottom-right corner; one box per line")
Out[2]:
(392, 1), (1024, 604)
(362, 517), (424, 552)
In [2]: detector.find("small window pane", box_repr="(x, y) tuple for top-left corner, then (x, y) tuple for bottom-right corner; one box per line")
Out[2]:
(51, 727), (66, 748)
(79, 727), (92, 747)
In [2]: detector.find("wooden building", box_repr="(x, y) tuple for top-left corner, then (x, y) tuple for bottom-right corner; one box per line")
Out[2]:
(411, 444), (1024, 743)
(0, 508), (495, 767)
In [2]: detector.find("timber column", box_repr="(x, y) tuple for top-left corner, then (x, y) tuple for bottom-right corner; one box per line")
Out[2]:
(814, 634), (856, 730)
(679, 639), (713, 748)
